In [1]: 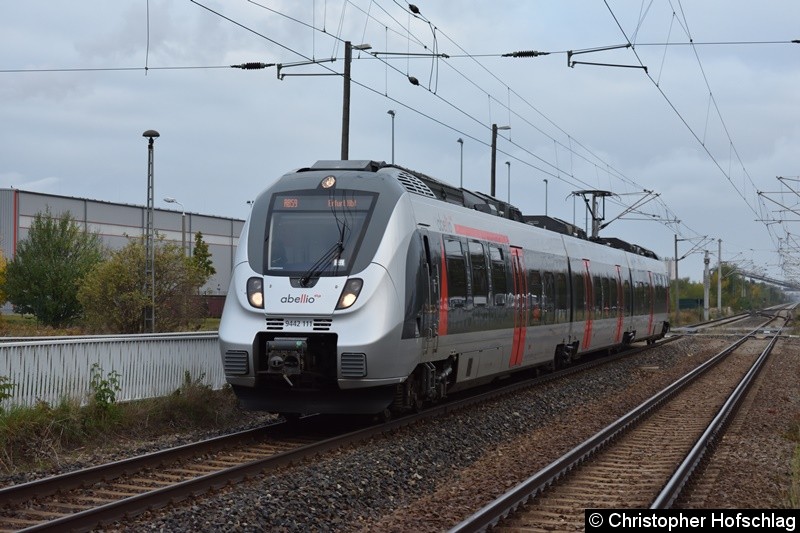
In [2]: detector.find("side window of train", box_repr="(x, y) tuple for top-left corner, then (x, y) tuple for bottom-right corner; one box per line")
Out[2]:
(555, 272), (568, 324)
(529, 270), (543, 324)
(573, 271), (585, 322)
(444, 238), (468, 308)
(654, 274), (661, 313)
(636, 280), (646, 315)
(542, 271), (554, 324)
(608, 275), (618, 316)
(595, 275), (604, 317)
(489, 245), (507, 306)
(624, 278), (632, 315)
(660, 274), (668, 313)
(469, 241), (489, 306)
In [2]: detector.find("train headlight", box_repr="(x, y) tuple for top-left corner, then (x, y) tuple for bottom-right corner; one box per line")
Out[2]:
(336, 278), (363, 310)
(247, 277), (264, 309)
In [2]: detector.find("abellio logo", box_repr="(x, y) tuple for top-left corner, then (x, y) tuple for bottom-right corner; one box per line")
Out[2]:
(281, 293), (320, 304)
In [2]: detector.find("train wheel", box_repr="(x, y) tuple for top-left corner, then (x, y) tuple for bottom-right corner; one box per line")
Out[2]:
(391, 373), (425, 413)
(407, 373), (425, 412)
(554, 344), (571, 370)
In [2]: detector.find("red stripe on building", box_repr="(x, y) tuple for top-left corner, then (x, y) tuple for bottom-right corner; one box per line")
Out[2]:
(454, 224), (509, 244)
(12, 189), (19, 255)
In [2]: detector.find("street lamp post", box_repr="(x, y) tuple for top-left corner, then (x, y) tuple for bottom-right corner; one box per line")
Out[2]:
(717, 239), (722, 316)
(543, 178), (549, 216)
(674, 235), (681, 325)
(142, 129), (159, 333)
(341, 41), (372, 160)
(490, 124), (510, 197)
(505, 161), (511, 203)
(164, 197), (186, 257)
(703, 250), (711, 321)
(673, 234), (698, 326)
(387, 110), (395, 164)
(457, 138), (464, 188)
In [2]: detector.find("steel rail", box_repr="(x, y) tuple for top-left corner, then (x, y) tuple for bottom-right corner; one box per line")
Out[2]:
(0, 422), (281, 506)
(449, 319), (777, 533)
(671, 311), (753, 333)
(651, 331), (781, 508)
(4, 338), (676, 532)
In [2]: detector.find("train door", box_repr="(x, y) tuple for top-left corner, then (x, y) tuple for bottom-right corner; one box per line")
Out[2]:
(614, 265), (624, 343)
(419, 230), (439, 357)
(581, 259), (594, 351)
(647, 271), (655, 336)
(509, 246), (527, 367)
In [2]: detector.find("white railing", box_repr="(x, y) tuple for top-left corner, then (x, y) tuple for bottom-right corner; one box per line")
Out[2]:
(0, 332), (224, 408)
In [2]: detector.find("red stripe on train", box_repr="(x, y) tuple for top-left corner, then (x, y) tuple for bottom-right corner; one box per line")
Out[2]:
(582, 259), (593, 351)
(509, 248), (526, 367)
(454, 224), (509, 244)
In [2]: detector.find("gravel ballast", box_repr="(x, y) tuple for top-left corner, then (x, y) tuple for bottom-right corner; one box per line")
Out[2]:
(4, 335), (795, 531)
(109, 335), (797, 531)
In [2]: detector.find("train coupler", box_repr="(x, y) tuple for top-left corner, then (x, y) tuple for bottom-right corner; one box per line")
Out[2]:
(266, 338), (308, 385)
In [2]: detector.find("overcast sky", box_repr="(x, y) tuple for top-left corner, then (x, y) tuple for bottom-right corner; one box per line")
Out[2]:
(1, 1), (798, 282)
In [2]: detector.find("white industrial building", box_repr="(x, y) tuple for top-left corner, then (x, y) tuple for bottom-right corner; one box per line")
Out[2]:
(0, 188), (244, 314)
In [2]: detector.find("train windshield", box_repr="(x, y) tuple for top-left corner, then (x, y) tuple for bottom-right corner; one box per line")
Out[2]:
(265, 190), (376, 277)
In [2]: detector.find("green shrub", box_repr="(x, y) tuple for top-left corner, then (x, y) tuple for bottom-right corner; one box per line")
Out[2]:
(88, 363), (122, 422)
(0, 376), (15, 408)
(0, 369), (245, 475)
(0, 398), (88, 471)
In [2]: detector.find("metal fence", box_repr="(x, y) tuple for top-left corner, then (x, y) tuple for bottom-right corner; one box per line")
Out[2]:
(0, 332), (224, 408)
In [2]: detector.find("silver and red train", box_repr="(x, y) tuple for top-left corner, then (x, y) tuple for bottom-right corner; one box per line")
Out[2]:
(219, 160), (670, 415)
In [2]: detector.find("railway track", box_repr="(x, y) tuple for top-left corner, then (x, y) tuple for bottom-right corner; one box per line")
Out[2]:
(0, 338), (673, 532)
(672, 304), (792, 336)
(0, 419), (340, 532)
(451, 311), (789, 532)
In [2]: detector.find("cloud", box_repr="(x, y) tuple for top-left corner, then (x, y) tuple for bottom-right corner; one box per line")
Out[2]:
(1, 1), (798, 282)
(0, 173), (62, 193)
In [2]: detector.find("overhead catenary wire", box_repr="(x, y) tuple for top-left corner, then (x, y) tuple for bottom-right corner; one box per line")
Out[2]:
(3, 0), (783, 273)
(184, 0), (663, 229)
(600, 1), (775, 247)
(0, 0), (708, 241)
(600, 1), (760, 216)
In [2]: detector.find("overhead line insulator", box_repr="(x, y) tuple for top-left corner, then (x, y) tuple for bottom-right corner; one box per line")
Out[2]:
(231, 62), (276, 70)
(502, 50), (550, 58)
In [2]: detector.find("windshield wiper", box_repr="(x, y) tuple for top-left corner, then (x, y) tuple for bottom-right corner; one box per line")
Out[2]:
(298, 192), (353, 287)
(299, 241), (343, 287)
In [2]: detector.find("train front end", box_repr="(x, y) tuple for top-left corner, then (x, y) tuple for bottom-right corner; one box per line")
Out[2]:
(219, 161), (418, 415)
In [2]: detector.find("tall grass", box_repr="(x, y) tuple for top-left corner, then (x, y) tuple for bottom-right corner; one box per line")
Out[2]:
(0, 377), (244, 476)
(0, 313), (220, 337)
(0, 314), (233, 475)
